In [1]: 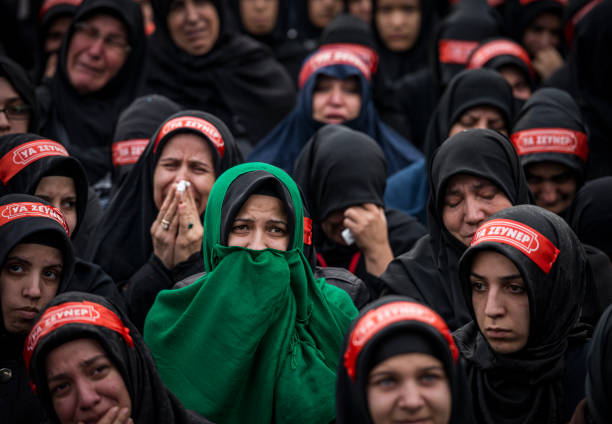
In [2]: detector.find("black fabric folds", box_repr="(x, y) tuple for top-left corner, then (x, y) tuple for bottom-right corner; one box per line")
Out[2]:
(455, 204), (588, 423)
(585, 303), (612, 424)
(144, 0), (295, 150)
(37, 0), (146, 184)
(0, 55), (39, 132)
(26, 292), (212, 424)
(423, 68), (515, 160)
(380, 129), (531, 330)
(336, 295), (473, 423)
(87, 110), (243, 285)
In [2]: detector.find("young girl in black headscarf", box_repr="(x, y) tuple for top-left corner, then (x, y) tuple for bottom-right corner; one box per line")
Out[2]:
(0, 193), (75, 423)
(24, 292), (212, 424)
(380, 129), (531, 330)
(336, 296), (473, 423)
(455, 204), (589, 423)
(0, 55), (39, 135)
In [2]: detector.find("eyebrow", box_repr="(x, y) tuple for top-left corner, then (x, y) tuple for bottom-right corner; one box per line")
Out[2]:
(470, 271), (523, 281)
(233, 217), (287, 225)
(47, 354), (107, 382)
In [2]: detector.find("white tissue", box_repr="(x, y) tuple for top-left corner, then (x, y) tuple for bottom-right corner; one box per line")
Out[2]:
(176, 180), (191, 193)
(341, 228), (355, 245)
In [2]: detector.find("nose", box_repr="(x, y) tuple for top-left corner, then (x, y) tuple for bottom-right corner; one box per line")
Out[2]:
(247, 229), (267, 250)
(22, 274), (42, 300)
(87, 37), (105, 56)
(474, 117), (489, 130)
(254, 0), (266, 9)
(537, 182), (558, 205)
(328, 84), (344, 105)
(0, 110), (10, 132)
(397, 380), (425, 411)
(390, 10), (404, 27)
(463, 197), (486, 226)
(76, 379), (101, 410)
(484, 286), (505, 319)
(185, 1), (199, 21)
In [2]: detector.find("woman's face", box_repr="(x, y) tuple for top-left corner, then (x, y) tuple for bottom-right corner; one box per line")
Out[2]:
(308, 0), (343, 29)
(66, 14), (130, 94)
(525, 161), (577, 215)
(240, 0), (278, 35)
(46, 338), (132, 424)
(375, 0), (421, 52)
(227, 194), (290, 251)
(312, 75), (362, 124)
(442, 174), (512, 246)
(367, 352), (452, 424)
(167, 0), (220, 55)
(1, 243), (62, 334)
(448, 106), (507, 137)
(153, 133), (217, 216)
(0, 76), (30, 136)
(35, 176), (78, 236)
(470, 250), (530, 354)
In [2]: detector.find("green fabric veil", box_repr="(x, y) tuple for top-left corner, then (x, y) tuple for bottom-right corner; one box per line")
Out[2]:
(144, 162), (358, 423)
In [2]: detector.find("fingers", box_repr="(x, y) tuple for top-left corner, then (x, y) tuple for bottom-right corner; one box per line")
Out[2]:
(87, 406), (131, 424)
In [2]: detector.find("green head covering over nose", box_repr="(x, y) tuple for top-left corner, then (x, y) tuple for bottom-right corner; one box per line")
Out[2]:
(144, 162), (358, 424)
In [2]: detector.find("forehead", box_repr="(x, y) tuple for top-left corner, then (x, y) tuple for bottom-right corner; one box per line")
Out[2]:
(46, 338), (106, 373)
(376, 0), (419, 8)
(6, 242), (63, 263)
(471, 249), (520, 275)
(369, 352), (444, 374)
(237, 194), (287, 217)
(528, 12), (561, 30)
(159, 132), (215, 159)
(459, 105), (504, 120)
(81, 13), (127, 36)
(0, 76), (20, 101)
(525, 161), (572, 177)
(445, 173), (497, 192)
(498, 65), (528, 83)
(36, 175), (77, 194)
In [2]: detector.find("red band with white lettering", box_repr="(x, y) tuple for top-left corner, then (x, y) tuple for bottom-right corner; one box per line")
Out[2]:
(112, 138), (149, 166)
(344, 301), (458, 381)
(38, 0), (82, 21)
(520, 0), (566, 4)
(318, 43), (379, 75)
(298, 47), (372, 88)
(564, 0), (603, 43)
(471, 218), (560, 273)
(467, 40), (534, 78)
(0, 202), (69, 235)
(438, 39), (479, 65)
(511, 128), (588, 162)
(153, 116), (225, 158)
(0, 140), (69, 185)
(24, 301), (134, 371)
(303, 217), (312, 245)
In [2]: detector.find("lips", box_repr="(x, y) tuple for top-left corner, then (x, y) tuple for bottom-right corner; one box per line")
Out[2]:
(323, 113), (347, 124)
(74, 60), (103, 76)
(486, 327), (512, 338)
(17, 307), (40, 320)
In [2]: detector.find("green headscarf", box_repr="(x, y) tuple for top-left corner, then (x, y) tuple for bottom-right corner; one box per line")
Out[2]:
(144, 162), (358, 423)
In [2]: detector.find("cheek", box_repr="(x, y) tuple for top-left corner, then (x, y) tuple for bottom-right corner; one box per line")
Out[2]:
(311, 93), (325, 116)
(426, 383), (452, 422)
(152, 167), (171, 209)
(52, 396), (76, 423)
(441, 207), (460, 233)
(347, 95), (362, 117)
(41, 283), (60, 305)
(367, 387), (394, 421)
(192, 175), (216, 212)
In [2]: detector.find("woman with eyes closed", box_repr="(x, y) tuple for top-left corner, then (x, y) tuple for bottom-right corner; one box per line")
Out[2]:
(380, 129), (531, 331)
(24, 292), (213, 424)
(454, 204), (590, 423)
(336, 296), (474, 424)
(87, 110), (243, 331)
(0, 193), (75, 424)
(144, 162), (357, 424)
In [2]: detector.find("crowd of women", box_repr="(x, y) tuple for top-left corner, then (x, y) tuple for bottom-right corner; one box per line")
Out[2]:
(1, 0), (612, 423)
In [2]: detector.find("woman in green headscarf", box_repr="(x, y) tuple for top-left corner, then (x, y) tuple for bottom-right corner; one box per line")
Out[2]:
(144, 162), (358, 423)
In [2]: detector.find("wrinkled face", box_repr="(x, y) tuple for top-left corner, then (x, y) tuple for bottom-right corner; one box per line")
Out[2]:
(442, 174), (513, 246)
(308, 0), (343, 29)
(525, 161), (577, 215)
(312, 75), (362, 124)
(0, 76), (30, 136)
(498, 65), (532, 101)
(375, 0), (421, 52)
(153, 133), (217, 216)
(167, 0), (220, 55)
(470, 250), (530, 354)
(46, 338), (132, 424)
(227, 194), (290, 251)
(367, 353), (452, 424)
(45, 16), (73, 53)
(35, 176), (78, 236)
(1, 243), (62, 334)
(347, 0), (372, 22)
(449, 106), (507, 137)
(522, 12), (561, 56)
(66, 14), (130, 94)
(240, 0), (278, 35)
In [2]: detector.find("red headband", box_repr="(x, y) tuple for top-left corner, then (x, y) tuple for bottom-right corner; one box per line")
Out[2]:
(565, 0), (603, 43)
(344, 301), (458, 381)
(511, 128), (589, 162)
(520, 0), (566, 4)
(153, 116), (225, 158)
(298, 46), (373, 89)
(303, 217), (312, 245)
(471, 218), (560, 273)
(0, 140), (69, 185)
(112, 138), (149, 166)
(438, 39), (479, 65)
(0, 202), (69, 236)
(24, 301), (134, 372)
(467, 40), (535, 78)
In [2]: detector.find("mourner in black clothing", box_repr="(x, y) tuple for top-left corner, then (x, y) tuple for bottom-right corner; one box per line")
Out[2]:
(0, 55), (39, 135)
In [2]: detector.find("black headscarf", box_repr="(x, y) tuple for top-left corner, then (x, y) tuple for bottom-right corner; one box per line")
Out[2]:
(37, 0), (146, 184)
(423, 68), (515, 160)
(568, 176), (612, 258)
(0, 55), (39, 133)
(87, 110), (243, 283)
(111, 94), (183, 188)
(144, 0), (295, 149)
(507, 0), (564, 50)
(511, 87), (588, 188)
(381, 129), (531, 330)
(455, 204), (587, 423)
(584, 303), (612, 424)
(336, 295), (473, 423)
(0, 133), (88, 238)
(293, 124), (426, 292)
(24, 292), (211, 424)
